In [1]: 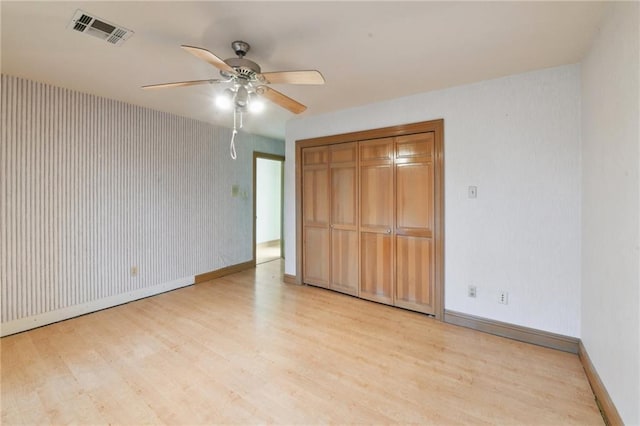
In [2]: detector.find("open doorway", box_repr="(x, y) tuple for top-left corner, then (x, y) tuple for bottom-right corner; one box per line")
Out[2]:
(253, 153), (284, 264)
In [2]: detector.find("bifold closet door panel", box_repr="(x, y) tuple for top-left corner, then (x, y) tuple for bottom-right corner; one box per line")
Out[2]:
(329, 142), (358, 295)
(394, 132), (435, 314)
(359, 138), (394, 303)
(302, 146), (330, 288)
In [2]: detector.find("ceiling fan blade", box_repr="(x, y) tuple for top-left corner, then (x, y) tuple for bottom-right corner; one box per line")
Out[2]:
(181, 45), (237, 75)
(142, 79), (224, 90)
(260, 70), (325, 85)
(256, 86), (307, 114)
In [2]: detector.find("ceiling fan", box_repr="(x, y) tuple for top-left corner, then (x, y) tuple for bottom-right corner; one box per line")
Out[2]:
(142, 40), (325, 115)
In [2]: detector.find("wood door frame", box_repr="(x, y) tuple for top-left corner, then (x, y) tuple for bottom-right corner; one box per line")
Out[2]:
(295, 119), (445, 320)
(253, 152), (285, 264)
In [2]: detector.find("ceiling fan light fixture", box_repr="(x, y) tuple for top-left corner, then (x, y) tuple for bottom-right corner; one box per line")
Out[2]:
(248, 93), (264, 113)
(216, 88), (234, 109)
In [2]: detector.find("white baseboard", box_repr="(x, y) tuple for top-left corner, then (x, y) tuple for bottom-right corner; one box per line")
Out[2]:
(1, 276), (194, 337)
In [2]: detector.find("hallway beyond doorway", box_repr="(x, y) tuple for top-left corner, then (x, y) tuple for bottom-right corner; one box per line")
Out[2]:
(256, 239), (281, 264)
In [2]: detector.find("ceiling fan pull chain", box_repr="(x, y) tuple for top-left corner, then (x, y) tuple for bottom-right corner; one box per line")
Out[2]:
(230, 109), (238, 160)
(230, 129), (237, 160)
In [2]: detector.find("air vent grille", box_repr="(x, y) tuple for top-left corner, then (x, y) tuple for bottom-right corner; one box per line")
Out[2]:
(67, 9), (134, 46)
(72, 13), (92, 32)
(78, 14), (92, 24)
(73, 21), (87, 32)
(107, 28), (129, 45)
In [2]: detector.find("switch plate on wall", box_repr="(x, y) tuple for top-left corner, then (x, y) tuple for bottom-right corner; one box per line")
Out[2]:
(468, 186), (477, 198)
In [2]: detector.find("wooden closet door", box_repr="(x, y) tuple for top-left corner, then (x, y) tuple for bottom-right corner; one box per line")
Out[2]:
(394, 133), (435, 314)
(329, 143), (358, 295)
(359, 138), (394, 304)
(302, 146), (330, 288)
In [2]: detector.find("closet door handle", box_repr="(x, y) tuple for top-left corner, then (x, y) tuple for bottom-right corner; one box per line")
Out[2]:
(386, 229), (391, 234)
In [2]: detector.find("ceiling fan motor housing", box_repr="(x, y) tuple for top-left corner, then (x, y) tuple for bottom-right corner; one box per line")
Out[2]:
(222, 57), (261, 80)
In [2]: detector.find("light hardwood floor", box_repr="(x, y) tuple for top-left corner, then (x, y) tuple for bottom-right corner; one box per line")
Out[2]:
(1, 260), (602, 425)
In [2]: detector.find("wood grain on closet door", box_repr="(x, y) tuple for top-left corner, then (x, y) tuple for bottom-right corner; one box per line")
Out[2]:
(329, 143), (359, 295)
(302, 146), (330, 288)
(359, 138), (394, 304)
(395, 133), (435, 314)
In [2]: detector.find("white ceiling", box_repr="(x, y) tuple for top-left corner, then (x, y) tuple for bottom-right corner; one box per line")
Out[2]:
(1, 1), (608, 140)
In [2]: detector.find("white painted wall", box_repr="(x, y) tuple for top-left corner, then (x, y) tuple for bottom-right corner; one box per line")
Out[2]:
(256, 158), (282, 244)
(285, 64), (582, 337)
(581, 2), (640, 424)
(0, 75), (284, 335)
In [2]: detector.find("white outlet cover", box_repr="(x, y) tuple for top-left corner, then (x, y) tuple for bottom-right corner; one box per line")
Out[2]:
(468, 285), (477, 297)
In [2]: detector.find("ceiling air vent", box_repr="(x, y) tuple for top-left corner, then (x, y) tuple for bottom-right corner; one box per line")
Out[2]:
(67, 9), (134, 46)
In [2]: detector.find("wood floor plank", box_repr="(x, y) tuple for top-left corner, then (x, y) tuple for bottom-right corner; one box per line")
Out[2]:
(1, 260), (602, 425)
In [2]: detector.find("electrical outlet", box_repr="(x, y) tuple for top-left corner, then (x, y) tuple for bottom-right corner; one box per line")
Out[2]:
(468, 285), (477, 298)
(130, 266), (138, 277)
(499, 290), (508, 304)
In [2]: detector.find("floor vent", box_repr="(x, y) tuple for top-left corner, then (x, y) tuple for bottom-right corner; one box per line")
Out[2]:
(67, 9), (133, 46)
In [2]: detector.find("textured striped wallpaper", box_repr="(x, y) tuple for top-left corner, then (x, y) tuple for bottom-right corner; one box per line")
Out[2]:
(0, 74), (284, 328)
